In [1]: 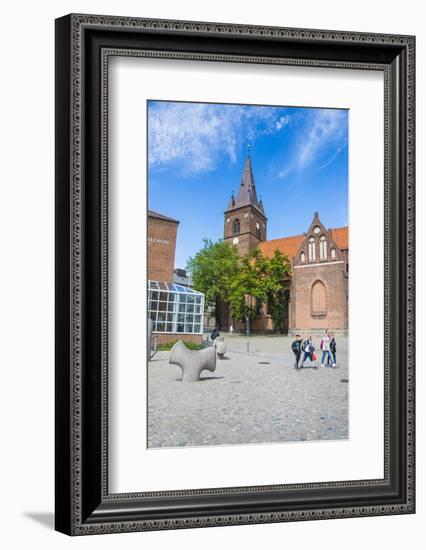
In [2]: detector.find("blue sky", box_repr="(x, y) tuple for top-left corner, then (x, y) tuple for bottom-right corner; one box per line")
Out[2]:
(147, 100), (348, 269)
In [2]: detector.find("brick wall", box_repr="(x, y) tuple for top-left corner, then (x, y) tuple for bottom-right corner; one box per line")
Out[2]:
(153, 333), (203, 345)
(147, 216), (178, 281)
(291, 261), (348, 330)
(224, 205), (266, 255)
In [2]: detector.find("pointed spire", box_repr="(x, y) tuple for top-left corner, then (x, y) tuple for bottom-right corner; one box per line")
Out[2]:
(235, 149), (259, 208)
(228, 192), (235, 209)
(258, 194), (264, 214)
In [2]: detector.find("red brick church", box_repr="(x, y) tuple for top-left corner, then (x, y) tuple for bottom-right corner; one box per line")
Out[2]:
(222, 153), (349, 334)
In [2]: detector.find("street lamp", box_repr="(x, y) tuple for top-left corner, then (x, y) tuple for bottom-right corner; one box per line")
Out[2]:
(246, 315), (250, 352)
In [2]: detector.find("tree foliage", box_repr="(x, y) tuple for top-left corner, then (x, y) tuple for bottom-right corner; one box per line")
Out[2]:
(186, 239), (239, 306)
(187, 240), (291, 332)
(265, 250), (292, 332)
(228, 249), (269, 323)
(228, 249), (291, 331)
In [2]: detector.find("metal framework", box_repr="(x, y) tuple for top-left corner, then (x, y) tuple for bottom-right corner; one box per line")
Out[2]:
(148, 281), (205, 334)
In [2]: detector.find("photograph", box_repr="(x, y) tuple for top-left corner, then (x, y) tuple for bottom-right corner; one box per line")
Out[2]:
(147, 100), (349, 448)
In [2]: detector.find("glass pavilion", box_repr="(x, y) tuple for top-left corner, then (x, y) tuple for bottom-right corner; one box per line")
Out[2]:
(148, 281), (205, 335)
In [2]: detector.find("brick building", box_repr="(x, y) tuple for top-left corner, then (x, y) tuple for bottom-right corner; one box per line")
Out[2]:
(222, 154), (348, 335)
(224, 154), (267, 255)
(147, 210), (204, 344)
(147, 210), (179, 281)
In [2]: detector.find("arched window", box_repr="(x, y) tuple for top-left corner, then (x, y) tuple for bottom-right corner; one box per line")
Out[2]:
(300, 251), (306, 263)
(233, 218), (240, 235)
(311, 280), (327, 316)
(256, 221), (261, 240)
(319, 235), (327, 259)
(331, 247), (336, 259)
(308, 237), (316, 261)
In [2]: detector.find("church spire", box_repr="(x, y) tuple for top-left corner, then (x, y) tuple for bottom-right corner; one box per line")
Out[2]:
(227, 191), (235, 209)
(223, 146), (267, 253)
(235, 147), (259, 209)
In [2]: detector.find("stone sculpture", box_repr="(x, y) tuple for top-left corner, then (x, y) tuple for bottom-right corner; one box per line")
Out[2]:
(169, 340), (216, 382)
(215, 336), (226, 359)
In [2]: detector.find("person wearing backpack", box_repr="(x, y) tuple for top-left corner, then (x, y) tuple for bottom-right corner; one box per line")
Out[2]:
(300, 336), (318, 369)
(291, 334), (303, 369)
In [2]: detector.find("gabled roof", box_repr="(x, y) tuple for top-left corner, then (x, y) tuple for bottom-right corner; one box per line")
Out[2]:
(258, 227), (349, 259)
(148, 209), (179, 224)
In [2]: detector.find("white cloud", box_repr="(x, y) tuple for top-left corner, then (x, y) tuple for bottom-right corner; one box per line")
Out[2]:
(298, 109), (347, 169)
(314, 146), (344, 173)
(278, 109), (347, 178)
(148, 102), (290, 175)
(275, 115), (290, 131)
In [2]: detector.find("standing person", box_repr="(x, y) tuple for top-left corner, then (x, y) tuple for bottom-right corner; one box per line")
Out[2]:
(329, 332), (337, 365)
(320, 330), (336, 368)
(210, 327), (220, 342)
(300, 336), (318, 369)
(229, 324), (234, 337)
(291, 334), (303, 370)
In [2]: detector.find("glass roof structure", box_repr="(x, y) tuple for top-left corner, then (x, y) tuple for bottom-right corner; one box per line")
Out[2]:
(148, 280), (205, 335)
(148, 280), (203, 295)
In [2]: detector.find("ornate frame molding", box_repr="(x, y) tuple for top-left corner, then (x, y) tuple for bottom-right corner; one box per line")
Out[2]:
(55, 14), (415, 535)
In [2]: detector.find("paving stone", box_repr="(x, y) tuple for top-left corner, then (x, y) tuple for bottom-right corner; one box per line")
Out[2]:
(147, 335), (348, 448)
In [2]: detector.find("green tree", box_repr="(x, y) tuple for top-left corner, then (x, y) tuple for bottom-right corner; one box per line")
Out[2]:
(187, 242), (291, 333)
(228, 249), (269, 325)
(228, 249), (291, 332)
(186, 239), (239, 322)
(264, 250), (292, 332)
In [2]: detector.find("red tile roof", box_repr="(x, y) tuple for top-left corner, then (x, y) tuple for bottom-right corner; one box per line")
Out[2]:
(258, 226), (349, 259)
(330, 227), (349, 250)
(258, 235), (305, 259)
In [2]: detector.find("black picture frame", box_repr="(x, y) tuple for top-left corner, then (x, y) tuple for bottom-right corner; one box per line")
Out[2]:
(55, 13), (415, 535)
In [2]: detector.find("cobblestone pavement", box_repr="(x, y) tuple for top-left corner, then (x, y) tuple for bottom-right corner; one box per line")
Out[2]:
(147, 335), (348, 448)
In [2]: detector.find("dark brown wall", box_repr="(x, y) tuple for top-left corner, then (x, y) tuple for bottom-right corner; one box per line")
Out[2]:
(224, 205), (266, 255)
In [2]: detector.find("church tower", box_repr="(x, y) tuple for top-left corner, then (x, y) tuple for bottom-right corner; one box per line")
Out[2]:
(224, 148), (267, 255)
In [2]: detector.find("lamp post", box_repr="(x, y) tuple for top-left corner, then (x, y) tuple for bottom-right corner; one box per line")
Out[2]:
(246, 315), (250, 352)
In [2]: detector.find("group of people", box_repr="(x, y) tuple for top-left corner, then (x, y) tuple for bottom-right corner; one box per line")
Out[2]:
(291, 331), (337, 370)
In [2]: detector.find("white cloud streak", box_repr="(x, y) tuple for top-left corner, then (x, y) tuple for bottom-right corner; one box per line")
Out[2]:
(278, 109), (348, 178)
(148, 102), (290, 175)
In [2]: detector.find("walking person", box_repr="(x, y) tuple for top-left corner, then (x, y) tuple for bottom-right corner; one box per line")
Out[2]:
(300, 336), (318, 369)
(291, 334), (303, 370)
(327, 332), (337, 366)
(229, 324), (234, 337)
(320, 330), (336, 368)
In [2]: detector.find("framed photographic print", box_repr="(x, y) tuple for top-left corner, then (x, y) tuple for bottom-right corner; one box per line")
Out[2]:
(55, 14), (415, 535)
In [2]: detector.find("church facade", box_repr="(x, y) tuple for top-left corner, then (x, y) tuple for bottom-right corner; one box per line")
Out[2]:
(222, 154), (349, 335)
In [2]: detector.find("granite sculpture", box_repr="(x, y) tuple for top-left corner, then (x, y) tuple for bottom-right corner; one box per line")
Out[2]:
(215, 336), (226, 359)
(169, 340), (216, 382)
